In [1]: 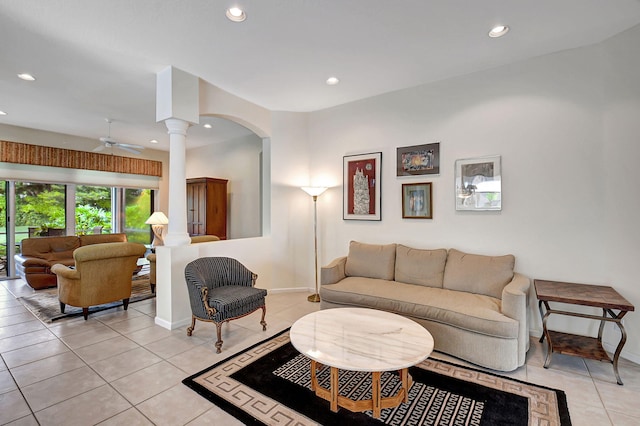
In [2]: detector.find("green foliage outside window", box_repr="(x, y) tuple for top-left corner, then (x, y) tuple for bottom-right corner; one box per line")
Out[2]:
(125, 189), (151, 244)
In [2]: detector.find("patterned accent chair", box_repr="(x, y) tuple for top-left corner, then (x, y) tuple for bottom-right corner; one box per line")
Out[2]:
(184, 257), (267, 353)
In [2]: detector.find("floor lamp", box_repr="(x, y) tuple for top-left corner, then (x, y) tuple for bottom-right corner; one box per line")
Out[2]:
(301, 187), (328, 302)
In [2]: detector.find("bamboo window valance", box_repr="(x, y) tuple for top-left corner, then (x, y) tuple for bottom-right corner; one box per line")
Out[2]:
(0, 140), (162, 177)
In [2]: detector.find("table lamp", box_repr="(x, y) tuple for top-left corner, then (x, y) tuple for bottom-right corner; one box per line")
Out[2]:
(145, 212), (169, 247)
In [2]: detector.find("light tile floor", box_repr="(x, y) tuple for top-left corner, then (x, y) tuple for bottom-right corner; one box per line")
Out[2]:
(1, 278), (639, 425)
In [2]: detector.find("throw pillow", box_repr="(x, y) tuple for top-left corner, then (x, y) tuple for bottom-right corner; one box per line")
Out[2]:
(345, 241), (396, 281)
(395, 244), (447, 288)
(443, 248), (515, 299)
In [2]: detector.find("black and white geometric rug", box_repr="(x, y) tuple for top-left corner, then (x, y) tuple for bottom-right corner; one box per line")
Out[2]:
(183, 329), (572, 426)
(273, 352), (485, 425)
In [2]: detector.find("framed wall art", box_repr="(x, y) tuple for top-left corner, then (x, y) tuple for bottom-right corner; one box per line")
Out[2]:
(343, 152), (382, 220)
(402, 182), (433, 219)
(397, 142), (440, 176)
(455, 155), (501, 211)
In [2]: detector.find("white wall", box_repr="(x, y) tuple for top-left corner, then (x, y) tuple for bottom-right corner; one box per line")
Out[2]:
(185, 133), (262, 239)
(602, 25), (640, 361)
(269, 111), (315, 290)
(307, 28), (639, 362)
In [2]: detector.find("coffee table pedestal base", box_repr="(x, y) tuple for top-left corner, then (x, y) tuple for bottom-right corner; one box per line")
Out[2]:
(310, 360), (411, 418)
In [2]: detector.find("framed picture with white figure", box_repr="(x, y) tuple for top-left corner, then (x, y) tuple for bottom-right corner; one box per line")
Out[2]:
(343, 152), (382, 220)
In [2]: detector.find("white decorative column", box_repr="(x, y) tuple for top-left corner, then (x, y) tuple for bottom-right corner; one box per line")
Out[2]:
(154, 66), (200, 329)
(156, 66), (199, 246)
(163, 118), (191, 246)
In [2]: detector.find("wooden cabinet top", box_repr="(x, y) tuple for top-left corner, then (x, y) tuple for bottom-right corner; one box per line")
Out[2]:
(187, 177), (228, 184)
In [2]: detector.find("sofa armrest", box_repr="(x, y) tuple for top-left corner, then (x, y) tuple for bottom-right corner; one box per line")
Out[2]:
(321, 256), (347, 285)
(501, 272), (531, 366)
(14, 254), (51, 267)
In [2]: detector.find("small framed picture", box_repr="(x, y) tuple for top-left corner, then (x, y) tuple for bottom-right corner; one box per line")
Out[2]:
(343, 152), (382, 221)
(397, 142), (440, 176)
(402, 182), (433, 219)
(455, 155), (501, 211)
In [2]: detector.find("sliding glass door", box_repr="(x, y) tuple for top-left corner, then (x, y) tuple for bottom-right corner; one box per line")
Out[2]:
(1, 181), (7, 277)
(124, 188), (152, 244)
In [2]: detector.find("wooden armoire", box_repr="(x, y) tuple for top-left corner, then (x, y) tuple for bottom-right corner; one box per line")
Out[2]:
(186, 177), (228, 240)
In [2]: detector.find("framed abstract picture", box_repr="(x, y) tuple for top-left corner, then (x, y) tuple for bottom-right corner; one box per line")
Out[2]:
(402, 182), (433, 219)
(343, 152), (382, 220)
(397, 142), (440, 176)
(455, 155), (502, 211)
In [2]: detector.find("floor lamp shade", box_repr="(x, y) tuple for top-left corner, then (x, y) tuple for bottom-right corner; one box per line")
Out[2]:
(301, 187), (328, 302)
(145, 212), (169, 247)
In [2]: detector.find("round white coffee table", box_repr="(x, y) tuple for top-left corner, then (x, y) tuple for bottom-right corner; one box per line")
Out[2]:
(290, 308), (434, 418)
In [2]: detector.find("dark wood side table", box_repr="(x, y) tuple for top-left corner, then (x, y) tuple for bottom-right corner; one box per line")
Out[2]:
(534, 279), (634, 385)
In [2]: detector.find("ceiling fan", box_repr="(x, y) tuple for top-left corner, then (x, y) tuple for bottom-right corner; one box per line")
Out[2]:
(94, 119), (145, 155)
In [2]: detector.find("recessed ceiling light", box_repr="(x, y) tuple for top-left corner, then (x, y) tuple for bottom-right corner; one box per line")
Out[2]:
(149, 139), (158, 144)
(488, 25), (510, 38)
(326, 77), (340, 85)
(0, 110), (7, 116)
(17, 73), (36, 81)
(226, 7), (246, 22)
(203, 123), (212, 129)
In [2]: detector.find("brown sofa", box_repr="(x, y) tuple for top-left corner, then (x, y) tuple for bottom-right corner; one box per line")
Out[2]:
(14, 233), (128, 289)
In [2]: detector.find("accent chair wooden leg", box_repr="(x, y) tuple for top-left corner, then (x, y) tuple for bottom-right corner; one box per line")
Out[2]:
(187, 316), (196, 336)
(82, 307), (89, 320)
(59, 302), (66, 313)
(150, 283), (156, 294)
(123, 298), (130, 310)
(260, 306), (267, 331)
(215, 322), (223, 353)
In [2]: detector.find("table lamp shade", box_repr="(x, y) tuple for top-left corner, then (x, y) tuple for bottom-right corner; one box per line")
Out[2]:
(145, 212), (169, 225)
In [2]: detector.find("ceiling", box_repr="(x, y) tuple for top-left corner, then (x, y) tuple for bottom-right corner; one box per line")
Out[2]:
(1, 0), (640, 152)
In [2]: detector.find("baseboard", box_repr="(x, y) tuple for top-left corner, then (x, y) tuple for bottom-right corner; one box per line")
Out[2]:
(267, 287), (312, 294)
(155, 316), (191, 331)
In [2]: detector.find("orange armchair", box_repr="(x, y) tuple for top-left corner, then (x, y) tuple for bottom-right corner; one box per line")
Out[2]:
(51, 242), (147, 320)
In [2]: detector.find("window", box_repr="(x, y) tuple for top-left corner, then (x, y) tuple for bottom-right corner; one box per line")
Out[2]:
(1, 181), (7, 277)
(75, 185), (112, 234)
(15, 182), (67, 238)
(0, 181), (153, 278)
(124, 188), (152, 244)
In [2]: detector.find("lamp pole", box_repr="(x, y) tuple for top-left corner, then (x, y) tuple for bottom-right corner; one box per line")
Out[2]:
(308, 194), (320, 302)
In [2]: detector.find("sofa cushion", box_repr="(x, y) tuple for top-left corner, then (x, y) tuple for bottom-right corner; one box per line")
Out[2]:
(345, 241), (396, 281)
(79, 233), (127, 246)
(20, 236), (79, 258)
(443, 249), (515, 299)
(395, 245), (447, 288)
(320, 277), (518, 338)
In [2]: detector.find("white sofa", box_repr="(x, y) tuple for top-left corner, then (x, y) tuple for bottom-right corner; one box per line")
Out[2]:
(320, 241), (530, 371)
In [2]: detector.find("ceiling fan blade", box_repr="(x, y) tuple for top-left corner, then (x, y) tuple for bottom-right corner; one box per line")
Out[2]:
(93, 144), (107, 152)
(116, 145), (142, 155)
(116, 142), (145, 150)
(99, 136), (116, 144)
